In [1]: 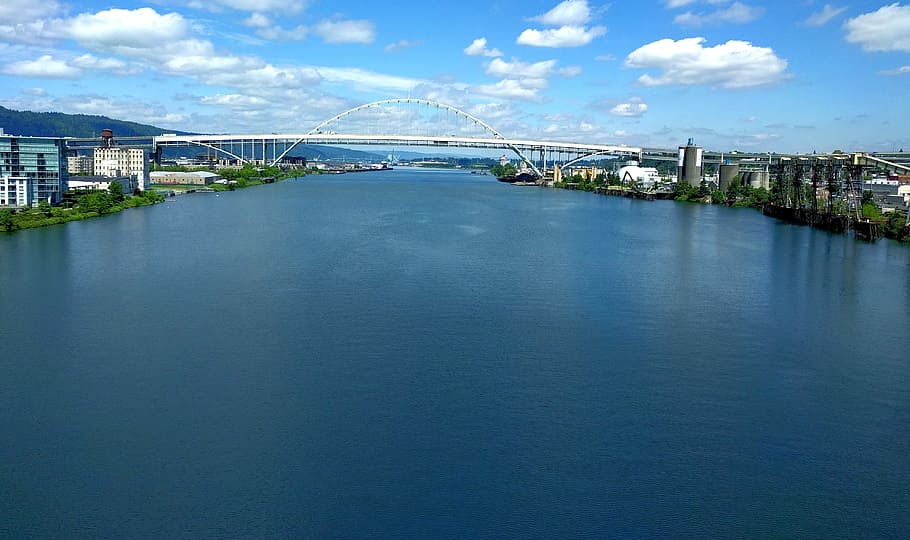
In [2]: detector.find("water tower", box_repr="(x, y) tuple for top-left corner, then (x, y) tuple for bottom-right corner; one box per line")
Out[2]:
(100, 128), (114, 148)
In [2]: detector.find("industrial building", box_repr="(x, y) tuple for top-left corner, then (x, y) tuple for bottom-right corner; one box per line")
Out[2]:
(0, 129), (68, 207)
(617, 160), (661, 189)
(150, 171), (222, 185)
(67, 176), (135, 194)
(93, 129), (149, 191)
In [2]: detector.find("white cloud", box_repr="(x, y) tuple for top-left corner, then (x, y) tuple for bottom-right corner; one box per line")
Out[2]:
(71, 54), (141, 75)
(476, 57), (580, 103)
(59, 8), (191, 52)
(805, 4), (847, 26)
(22, 87), (47, 97)
(313, 19), (375, 44)
(0, 7), (193, 49)
(257, 25), (309, 41)
(625, 37), (789, 88)
(50, 94), (188, 126)
(475, 79), (543, 101)
(674, 2), (764, 26)
(464, 37), (503, 57)
(202, 64), (321, 90)
(610, 98), (648, 117)
(243, 13), (271, 28)
(315, 67), (424, 93)
(159, 47), (263, 76)
(187, 0), (306, 14)
(485, 58), (580, 79)
(0, 0), (62, 24)
(879, 65), (910, 75)
(385, 40), (419, 52)
(517, 25), (606, 47)
(519, 0), (605, 48)
(531, 0), (593, 26)
(467, 102), (516, 122)
(201, 94), (270, 109)
(845, 4), (910, 52)
(664, 0), (730, 8)
(2, 55), (80, 78)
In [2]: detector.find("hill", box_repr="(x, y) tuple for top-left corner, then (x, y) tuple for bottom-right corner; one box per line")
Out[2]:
(0, 106), (179, 138)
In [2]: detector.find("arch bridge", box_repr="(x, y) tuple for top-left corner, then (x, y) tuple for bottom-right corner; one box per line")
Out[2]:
(152, 98), (642, 176)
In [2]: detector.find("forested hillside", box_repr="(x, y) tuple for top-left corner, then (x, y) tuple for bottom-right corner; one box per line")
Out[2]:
(0, 106), (177, 137)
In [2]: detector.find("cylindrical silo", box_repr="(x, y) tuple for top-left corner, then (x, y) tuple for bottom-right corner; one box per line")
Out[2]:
(742, 170), (770, 190)
(719, 163), (740, 192)
(677, 139), (703, 186)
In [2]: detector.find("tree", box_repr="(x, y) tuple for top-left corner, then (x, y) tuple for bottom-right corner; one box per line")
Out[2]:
(674, 180), (696, 201)
(861, 202), (881, 220)
(748, 187), (770, 207)
(108, 180), (124, 202)
(37, 200), (52, 217)
(0, 209), (18, 232)
(490, 163), (516, 178)
(726, 174), (742, 201)
(78, 191), (113, 214)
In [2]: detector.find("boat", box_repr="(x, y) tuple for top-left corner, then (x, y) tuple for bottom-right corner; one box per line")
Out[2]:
(496, 172), (538, 184)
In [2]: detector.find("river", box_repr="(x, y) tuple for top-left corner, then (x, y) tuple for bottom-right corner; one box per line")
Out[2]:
(1, 167), (908, 537)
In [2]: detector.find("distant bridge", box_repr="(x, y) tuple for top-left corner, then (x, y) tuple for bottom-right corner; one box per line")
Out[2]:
(62, 97), (910, 177)
(148, 99), (643, 176)
(66, 99), (641, 176)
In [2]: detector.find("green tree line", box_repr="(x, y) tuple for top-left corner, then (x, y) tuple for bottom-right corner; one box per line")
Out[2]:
(0, 106), (172, 138)
(1, 184), (163, 233)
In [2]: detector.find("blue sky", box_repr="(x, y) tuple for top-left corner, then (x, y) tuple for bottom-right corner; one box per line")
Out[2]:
(0, 0), (908, 153)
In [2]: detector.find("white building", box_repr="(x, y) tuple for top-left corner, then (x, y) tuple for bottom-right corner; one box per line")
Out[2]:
(67, 176), (135, 194)
(899, 185), (910, 205)
(67, 154), (94, 175)
(617, 161), (661, 189)
(150, 171), (222, 185)
(0, 176), (32, 207)
(94, 147), (150, 191)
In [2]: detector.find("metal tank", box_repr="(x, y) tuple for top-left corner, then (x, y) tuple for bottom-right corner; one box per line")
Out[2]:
(677, 139), (703, 186)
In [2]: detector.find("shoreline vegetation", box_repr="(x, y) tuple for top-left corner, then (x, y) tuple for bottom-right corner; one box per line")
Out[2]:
(6, 163), (908, 244)
(2, 161), (399, 234)
(548, 170), (910, 244)
(1, 183), (165, 233)
(1, 163), (306, 234)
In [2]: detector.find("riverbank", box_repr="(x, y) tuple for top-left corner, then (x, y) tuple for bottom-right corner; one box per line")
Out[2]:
(1, 171), (304, 234)
(1, 190), (165, 233)
(548, 176), (910, 244)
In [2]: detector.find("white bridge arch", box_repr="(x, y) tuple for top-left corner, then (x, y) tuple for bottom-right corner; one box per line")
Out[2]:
(152, 98), (643, 175)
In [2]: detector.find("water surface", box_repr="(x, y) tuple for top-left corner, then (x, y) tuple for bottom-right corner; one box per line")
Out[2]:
(2, 168), (908, 537)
